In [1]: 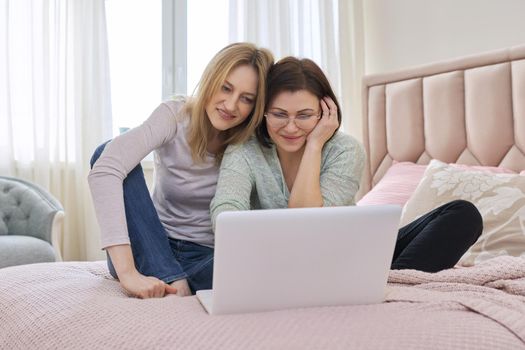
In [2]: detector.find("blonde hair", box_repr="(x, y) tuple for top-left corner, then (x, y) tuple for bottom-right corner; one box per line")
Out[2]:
(185, 42), (274, 163)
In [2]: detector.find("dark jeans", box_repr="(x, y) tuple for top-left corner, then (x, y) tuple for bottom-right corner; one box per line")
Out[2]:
(90, 141), (213, 294)
(392, 199), (483, 272)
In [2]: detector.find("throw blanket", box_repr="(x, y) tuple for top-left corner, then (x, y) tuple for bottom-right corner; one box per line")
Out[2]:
(1, 256), (524, 349)
(388, 256), (525, 344)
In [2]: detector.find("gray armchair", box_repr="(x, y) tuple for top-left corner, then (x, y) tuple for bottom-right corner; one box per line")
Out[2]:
(0, 176), (64, 268)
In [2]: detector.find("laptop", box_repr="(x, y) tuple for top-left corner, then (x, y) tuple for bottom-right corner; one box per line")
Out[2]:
(196, 205), (401, 315)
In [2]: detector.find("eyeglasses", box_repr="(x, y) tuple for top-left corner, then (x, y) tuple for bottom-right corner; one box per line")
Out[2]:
(264, 111), (321, 129)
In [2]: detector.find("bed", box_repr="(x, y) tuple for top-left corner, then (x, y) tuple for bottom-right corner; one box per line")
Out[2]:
(2, 45), (525, 349)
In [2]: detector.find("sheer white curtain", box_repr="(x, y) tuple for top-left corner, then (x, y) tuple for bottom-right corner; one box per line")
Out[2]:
(0, 0), (111, 261)
(229, 0), (365, 140)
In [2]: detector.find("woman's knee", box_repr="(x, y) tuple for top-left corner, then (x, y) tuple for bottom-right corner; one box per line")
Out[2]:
(449, 200), (483, 239)
(90, 140), (111, 168)
(449, 199), (480, 218)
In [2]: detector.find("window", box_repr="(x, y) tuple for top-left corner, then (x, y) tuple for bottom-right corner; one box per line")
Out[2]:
(186, 0), (229, 94)
(105, 0), (230, 136)
(105, 0), (162, 135)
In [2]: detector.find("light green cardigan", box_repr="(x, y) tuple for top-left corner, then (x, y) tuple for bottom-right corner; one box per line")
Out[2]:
(210, 131), (366, 230)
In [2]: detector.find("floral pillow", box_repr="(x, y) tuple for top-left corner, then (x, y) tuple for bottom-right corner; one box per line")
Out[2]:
(400, 159), (525, 266)
(357, 161), (515, 207)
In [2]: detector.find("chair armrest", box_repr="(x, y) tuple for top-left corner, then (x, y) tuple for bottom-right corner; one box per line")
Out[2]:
(0, 176), (65, 260)
(51, 211), (65, 261)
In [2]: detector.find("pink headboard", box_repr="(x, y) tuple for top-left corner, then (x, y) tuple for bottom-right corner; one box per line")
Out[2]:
(360, 44), (525, 196)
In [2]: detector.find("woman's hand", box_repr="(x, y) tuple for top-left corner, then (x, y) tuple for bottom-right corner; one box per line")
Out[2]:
(288, 97), (338, 208)
(107, 245), (180, 299)
(306, 96), (340, 150)
(119, 270), (179, 299)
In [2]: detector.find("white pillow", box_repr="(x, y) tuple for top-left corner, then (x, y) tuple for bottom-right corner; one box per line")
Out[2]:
(400, 159), (525, 266)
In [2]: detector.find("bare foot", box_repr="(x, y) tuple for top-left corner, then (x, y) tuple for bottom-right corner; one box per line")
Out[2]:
(171, 278), (192, 297)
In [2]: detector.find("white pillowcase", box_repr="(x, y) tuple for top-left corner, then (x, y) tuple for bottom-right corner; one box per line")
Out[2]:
(400, 159), (525, 266)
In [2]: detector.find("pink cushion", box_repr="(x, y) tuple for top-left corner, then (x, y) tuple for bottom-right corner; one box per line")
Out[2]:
(357, 162), (426, 206)
(357, 161), (516, 206)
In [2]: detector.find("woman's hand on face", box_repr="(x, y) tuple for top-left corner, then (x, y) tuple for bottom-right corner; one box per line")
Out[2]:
(119, 270), (179, 299)
(306, 96), (339, 150)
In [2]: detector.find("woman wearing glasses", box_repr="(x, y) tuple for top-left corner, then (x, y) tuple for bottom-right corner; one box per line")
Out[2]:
(211, 56), (483, 273)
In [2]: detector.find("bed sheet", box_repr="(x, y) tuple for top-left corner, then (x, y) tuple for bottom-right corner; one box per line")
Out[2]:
(1, 256), (525, 349)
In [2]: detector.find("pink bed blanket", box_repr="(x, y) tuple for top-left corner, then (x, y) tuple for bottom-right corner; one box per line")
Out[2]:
(1, 256), (525, 349)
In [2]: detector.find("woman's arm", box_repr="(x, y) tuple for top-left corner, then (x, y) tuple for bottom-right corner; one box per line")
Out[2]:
(88, 102), (179, 247)
(88, 102), (182, 297)
(290, 135), (365, 208)
(288, 97), (339, 208)
(287, 143), (324, 207)
(210, 145), (255, 231)
(318, 137), (365, 206)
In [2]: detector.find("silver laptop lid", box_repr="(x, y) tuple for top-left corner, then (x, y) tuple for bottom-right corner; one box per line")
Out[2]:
(212, 205), (401, 314)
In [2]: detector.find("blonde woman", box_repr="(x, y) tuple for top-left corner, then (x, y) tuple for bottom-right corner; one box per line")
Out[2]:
(88, 43), (273, 299)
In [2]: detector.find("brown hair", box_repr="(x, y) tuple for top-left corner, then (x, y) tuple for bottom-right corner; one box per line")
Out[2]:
(256, 57), (341, 147)
(185, 42), (274, 162)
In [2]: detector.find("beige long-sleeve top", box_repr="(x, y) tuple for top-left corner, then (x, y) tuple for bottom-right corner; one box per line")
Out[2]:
(88, 98), (218, 249)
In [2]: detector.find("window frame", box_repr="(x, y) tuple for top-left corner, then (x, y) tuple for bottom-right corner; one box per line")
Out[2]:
(162, 0), (187, 99)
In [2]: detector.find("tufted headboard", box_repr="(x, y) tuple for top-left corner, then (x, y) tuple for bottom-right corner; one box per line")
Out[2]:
(360, 44), (525, 196)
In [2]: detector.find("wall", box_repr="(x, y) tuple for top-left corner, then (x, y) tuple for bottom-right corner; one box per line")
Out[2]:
(363, 0), (525, 75)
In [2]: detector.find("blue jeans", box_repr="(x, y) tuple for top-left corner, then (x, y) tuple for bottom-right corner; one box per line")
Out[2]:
(90, 141), (213, 294)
